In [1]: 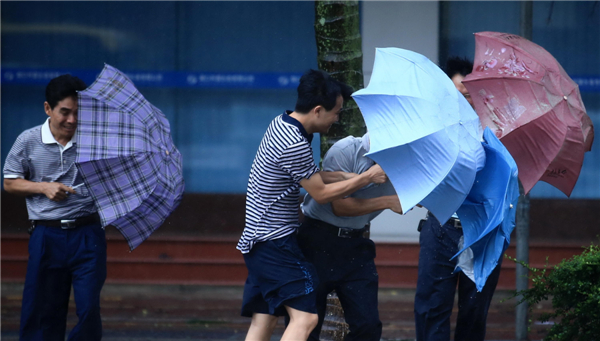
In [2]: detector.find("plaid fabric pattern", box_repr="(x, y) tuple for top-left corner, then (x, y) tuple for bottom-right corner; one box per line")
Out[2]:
(76, 64), (185, 250)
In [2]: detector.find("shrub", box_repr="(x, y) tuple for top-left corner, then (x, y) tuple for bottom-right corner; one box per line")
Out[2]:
(507, 244), (600, 341)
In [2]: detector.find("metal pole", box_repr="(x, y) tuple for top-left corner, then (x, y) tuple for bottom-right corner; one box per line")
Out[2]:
(516, 3), (533, 340)
(515, 183), (530, 340)
(520, 1), (533, 41)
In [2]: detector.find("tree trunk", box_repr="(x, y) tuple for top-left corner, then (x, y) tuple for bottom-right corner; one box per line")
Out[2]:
(314, 2), (364, 340)
(315, 0), (366, 159)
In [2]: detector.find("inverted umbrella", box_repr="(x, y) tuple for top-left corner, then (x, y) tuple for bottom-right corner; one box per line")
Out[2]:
(76, 64), (185, 250)
(463, 31), (594, 196)
(353, 47), (486, 224)
(454, 127), (520, 291)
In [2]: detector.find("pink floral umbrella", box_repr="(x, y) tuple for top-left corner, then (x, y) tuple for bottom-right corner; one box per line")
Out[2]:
(463, 31), (594, 196)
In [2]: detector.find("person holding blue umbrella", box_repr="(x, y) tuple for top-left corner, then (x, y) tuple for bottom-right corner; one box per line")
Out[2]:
(414, 57), (504, 341)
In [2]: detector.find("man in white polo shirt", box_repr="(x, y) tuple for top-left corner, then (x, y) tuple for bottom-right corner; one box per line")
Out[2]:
(4, 75), (105, 341)
(237, 69), (387, 341)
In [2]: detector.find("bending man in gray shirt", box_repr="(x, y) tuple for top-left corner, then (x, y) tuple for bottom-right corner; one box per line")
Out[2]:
(298, 133), (402, 341)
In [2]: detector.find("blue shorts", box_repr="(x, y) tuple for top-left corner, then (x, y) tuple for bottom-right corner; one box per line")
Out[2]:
(241, 234), (318, 317)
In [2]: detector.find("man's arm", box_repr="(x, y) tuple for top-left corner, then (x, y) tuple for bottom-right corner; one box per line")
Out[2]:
(331, 195), (402, 217)
(300, 164), (387, 205)
(4, 178), (75, 202)
(320, 171), (357, 184)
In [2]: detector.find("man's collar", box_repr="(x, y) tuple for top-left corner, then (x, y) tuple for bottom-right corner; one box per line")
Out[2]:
(282, 110), (312, 142)
(41, 118), (57, 144)
(41, 118), (76, 148)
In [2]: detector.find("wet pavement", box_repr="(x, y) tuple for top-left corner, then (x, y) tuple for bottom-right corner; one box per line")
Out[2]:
(1, 283), (551, 340)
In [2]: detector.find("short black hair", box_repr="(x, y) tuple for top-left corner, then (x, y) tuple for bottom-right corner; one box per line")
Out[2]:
(294, 69), (353, 113)
(45, 74), (87, 109)
(445, 56), (473, 78)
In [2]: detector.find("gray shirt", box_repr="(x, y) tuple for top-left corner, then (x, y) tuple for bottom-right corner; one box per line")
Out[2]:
(301, 135), (396, 229)
(3, 118), (97, 220)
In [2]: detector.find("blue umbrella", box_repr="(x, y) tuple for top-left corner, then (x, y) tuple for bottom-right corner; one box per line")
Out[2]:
(454, 127), (520, 291)
(352, 48), (485, 224)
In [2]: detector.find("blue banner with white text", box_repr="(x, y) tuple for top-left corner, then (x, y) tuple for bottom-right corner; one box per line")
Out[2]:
(1, 68), (304, 89)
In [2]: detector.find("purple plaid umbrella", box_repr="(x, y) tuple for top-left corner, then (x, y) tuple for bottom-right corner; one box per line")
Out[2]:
(76, 64), (185, 250)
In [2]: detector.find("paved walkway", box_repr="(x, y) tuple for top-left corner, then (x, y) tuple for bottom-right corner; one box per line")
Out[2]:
(1, 283), (551, 340)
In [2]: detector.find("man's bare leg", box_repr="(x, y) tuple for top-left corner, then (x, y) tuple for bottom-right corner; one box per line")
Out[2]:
(245, 313), (278, 341)
(281, 306), (318, 341)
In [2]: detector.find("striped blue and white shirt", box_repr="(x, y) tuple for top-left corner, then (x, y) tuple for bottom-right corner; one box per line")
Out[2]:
(3, 118), (97, 220)
(237, 111), (320, 254)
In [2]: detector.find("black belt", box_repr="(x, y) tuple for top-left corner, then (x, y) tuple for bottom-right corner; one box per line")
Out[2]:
(31, 212), (100, 230)
(425, 211), (462, 229)
(303, 216), (369, 239)
(420, 213), (461, 232)
(447, 217), (462, 229)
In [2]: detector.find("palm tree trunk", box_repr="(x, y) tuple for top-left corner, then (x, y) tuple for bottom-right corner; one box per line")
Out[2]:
(314, 2), (364, 340)
(315, 0), (366, 158)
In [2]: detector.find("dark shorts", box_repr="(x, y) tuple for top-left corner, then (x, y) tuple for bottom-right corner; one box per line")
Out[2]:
(241, 233), (318, 317)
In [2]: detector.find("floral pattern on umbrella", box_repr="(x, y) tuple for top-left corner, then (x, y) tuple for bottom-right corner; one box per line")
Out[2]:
(464, 31), (594, 196)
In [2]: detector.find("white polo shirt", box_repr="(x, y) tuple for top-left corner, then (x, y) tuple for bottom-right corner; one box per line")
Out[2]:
(3, 118), (96, 220)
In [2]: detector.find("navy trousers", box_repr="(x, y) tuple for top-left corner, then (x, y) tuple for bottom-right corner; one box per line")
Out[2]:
(20, 222), (107, 341)
(296, 218), (382, 341)
(414, 214), (502, 341)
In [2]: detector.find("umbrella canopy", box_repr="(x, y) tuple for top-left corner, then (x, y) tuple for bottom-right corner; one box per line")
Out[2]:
(454, 127), (520, 291)
(76, 64), (185, 250)
(463, 31), (594, 196)
(353, 47), (485, 224)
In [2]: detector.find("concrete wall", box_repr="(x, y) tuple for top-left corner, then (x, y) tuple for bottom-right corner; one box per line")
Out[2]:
(361, 1), (439, 242)
(362, 1), (440, 84)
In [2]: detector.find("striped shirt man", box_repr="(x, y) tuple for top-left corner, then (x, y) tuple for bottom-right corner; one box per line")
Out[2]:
(237, 111), (320, 254)
(3, 118), (96, 220)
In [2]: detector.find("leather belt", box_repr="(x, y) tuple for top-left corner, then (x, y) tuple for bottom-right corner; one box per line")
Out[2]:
(424, 212), (462, 229)
(303, 216), (369, 239)
(448, 217), (462, 229)
(32, 212), (101, 230)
